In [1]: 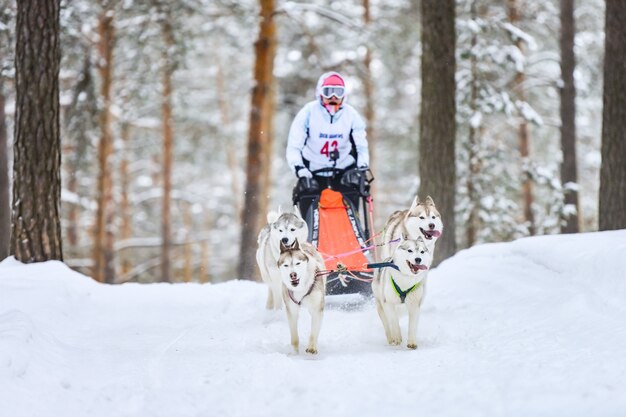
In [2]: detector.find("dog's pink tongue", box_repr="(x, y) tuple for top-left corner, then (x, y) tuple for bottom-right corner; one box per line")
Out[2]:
(430, 230), (441, 238)
(417, 264), (428, 270)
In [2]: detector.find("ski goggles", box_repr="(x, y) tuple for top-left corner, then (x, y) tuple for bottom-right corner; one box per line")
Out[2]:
(321, 86), (345, 99)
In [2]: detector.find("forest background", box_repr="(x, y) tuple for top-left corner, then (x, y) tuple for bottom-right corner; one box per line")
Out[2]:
(0, 0), (623, 284)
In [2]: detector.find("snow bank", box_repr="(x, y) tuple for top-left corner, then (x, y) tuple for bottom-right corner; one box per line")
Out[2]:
(1, 230), (625, 417)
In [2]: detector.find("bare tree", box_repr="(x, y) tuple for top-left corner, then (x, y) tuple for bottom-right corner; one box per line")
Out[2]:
(508, 0), (535, 235)
(465, 0), (480, 247)
(0, 72), (9, 259)
(159, 12), (175, 283)
(92, 4), (116, 283)
(238, 0), (277, 280)
(362, 0), (375, 178)
(559, 0), (579, 233)
(11, 0), (63, 262)
(419, 0), (457, 265)
(599, 0), (626, 230)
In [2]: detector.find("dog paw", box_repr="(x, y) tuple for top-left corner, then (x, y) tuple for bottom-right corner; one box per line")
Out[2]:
(407, 342), (418, 350)
(305, 347), (318, 355)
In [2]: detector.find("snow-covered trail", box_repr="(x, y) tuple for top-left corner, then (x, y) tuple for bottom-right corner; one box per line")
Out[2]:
(1, 230), (626, 417)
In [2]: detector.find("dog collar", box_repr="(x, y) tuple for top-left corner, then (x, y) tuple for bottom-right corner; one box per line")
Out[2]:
(390, 275), (421, 303)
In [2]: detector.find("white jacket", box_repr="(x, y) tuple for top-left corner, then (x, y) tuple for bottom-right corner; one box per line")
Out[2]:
(286, 100), (369, 175)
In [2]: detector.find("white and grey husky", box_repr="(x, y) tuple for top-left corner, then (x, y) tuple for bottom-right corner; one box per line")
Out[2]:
(380, 195), (443, 260)
(372, 236), (433, 349)
(256, 208), (309, 310)
(277, 239), (326, 354)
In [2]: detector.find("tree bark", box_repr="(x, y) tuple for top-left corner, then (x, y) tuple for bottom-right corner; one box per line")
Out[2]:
(363, 0), (375, 183)
(466, 0), (479, 248)
(508, 0), (535, 236)
(559, 0), (579, 233)
(0, 75), (10, 259)
(160, 17), (175, 283)
(12, 0), (63, 262)
(238, 0), (277, 280)
(64, 54), (95, 250)
(419, 0), (456, 266)
(92, 7), (116, 283)
(119, 122), (132, 276)
(599, 0), (626, 230)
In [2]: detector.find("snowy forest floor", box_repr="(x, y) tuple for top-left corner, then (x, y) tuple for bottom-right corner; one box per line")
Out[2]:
(1, 230), (626, 417)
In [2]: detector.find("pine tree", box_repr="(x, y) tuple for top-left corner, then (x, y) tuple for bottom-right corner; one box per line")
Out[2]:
(12, 0), (63, 262)
(239, 0), (277, 280)
(419, 0), (457, 265)
(559, 0), (579, 233)
(599, 0), (626, 230)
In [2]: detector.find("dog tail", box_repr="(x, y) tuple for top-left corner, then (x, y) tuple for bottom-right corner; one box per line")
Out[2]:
(267, 211), (280, 224)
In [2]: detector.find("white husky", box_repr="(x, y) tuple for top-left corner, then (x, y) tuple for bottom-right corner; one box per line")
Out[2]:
(277, 239), (326, 354)
(256, 208), (309, 310)
(372, 236), (433, 349)
(380, 195), (443, 260)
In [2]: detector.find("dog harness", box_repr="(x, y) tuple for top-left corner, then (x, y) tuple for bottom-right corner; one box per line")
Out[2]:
(390, 275), (422, 303)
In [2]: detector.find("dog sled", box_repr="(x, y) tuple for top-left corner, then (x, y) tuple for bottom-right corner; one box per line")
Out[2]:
(293, 166), (375, 295)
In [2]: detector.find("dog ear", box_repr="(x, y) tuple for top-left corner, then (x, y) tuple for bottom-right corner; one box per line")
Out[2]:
(279, 240), (290, 253)
(293, 205), (303, 219)
(424, 196), (435, 206)
(267, 211), (279, 224)
(410, 195), (420, 210)
(292, 238), (301, 251)
(401, 232), (408, 241)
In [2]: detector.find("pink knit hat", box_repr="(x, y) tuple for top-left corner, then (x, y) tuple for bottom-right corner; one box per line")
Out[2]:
(321, 74), (345, 87)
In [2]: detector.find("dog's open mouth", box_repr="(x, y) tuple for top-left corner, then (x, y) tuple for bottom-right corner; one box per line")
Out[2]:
(420, 228), (441, 240)
(407, 261), (428, 274)
(290, 274), (300, 287)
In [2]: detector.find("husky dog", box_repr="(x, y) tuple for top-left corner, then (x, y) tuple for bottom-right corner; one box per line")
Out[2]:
(277, 239), (326, 354)
(256, 208), (309, 310)
(380, 195), (443, 260)
(372, 236), (433, 349)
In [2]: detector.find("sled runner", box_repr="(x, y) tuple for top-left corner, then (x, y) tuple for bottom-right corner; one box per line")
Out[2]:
(293, 166), (375, 295)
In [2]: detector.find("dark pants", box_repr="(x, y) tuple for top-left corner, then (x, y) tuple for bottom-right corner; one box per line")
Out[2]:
(293, 174), (361, 221)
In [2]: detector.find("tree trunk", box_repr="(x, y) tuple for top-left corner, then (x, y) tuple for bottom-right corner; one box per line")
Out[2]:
(599, 0), (626, 230)
(65, 54), (94, 250)
(559, 0), (579, 233)
(119, 122), (132, 276)
(419, 0), (456, 266)
(0, 75), (10, 259)
(508, 0), (535, 236)
(238, 0), (277, 280)
(182, 203), (193, 283)
(160, 17), (175, 283)
(11, 0), (63, 262)
(259, 80), (275, 221)
(92, 7), (116, 283)
(363, 0), (376, 182)
(200, 211), (211, 283)
(466, 0), (480, 248)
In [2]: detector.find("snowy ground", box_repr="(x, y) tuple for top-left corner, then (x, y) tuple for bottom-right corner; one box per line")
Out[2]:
(1, 230), (626, 417)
